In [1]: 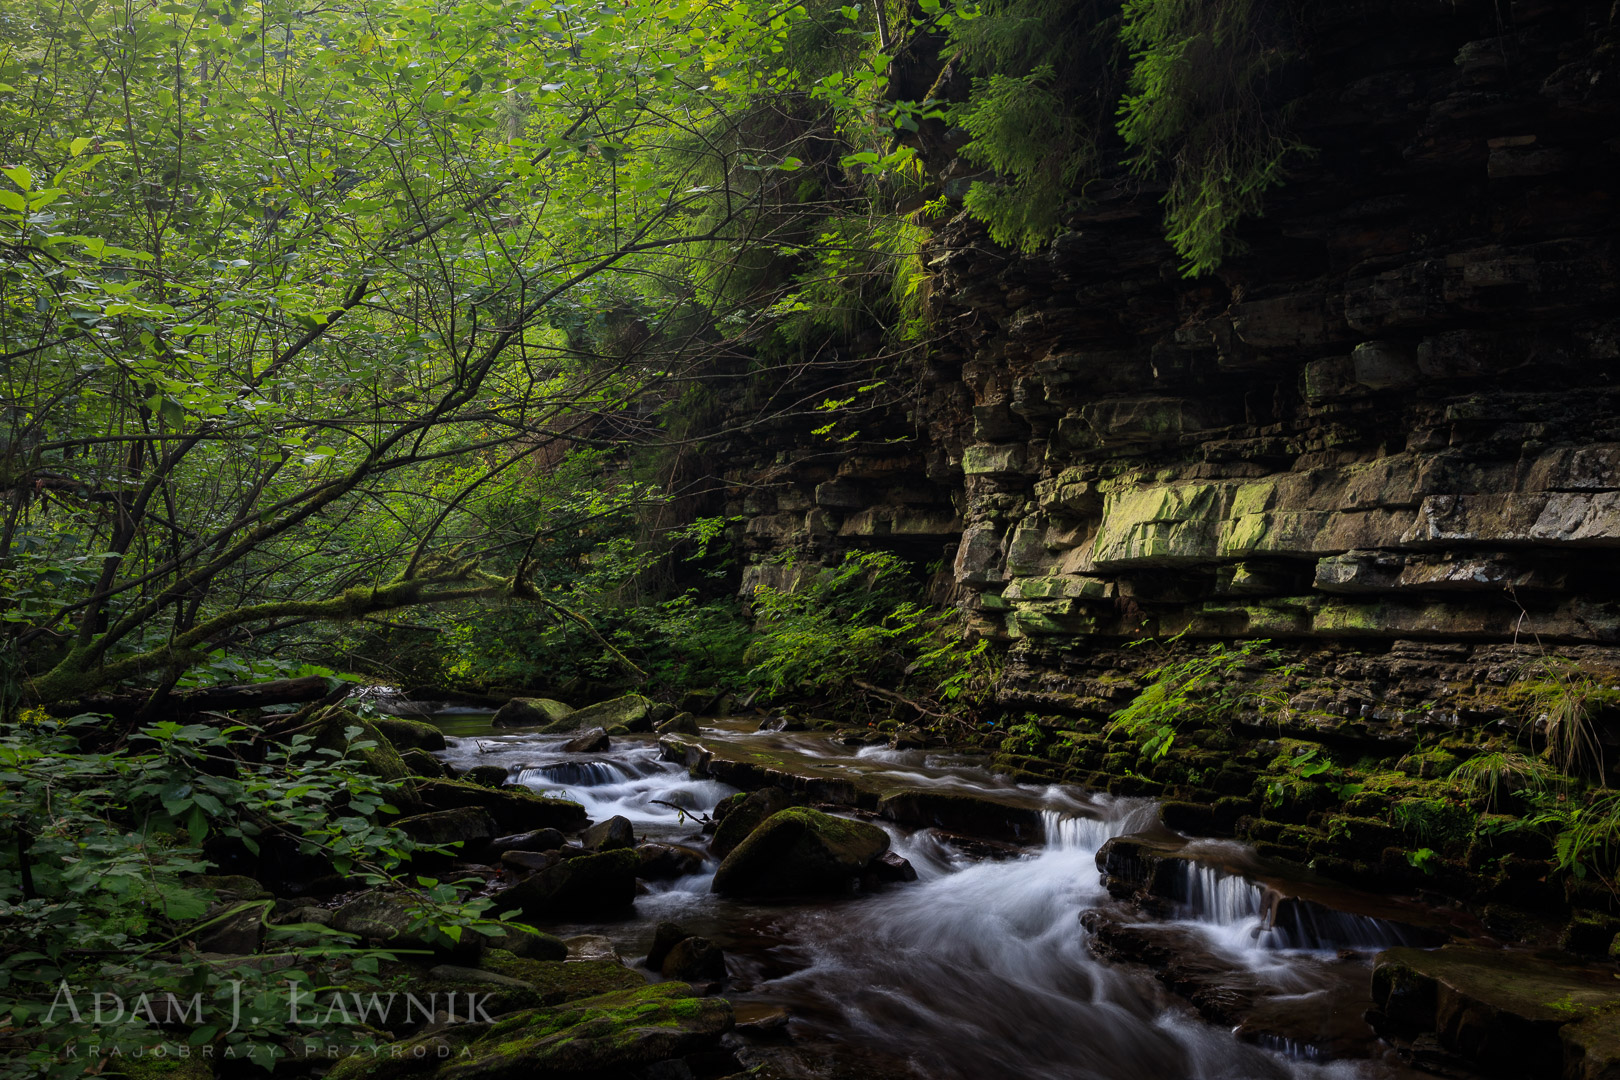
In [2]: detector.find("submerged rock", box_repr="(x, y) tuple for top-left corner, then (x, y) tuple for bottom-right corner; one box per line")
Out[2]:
(712, 807), (890, 898)
(491, 697), (574, 729)
(503, 848), (639, 919)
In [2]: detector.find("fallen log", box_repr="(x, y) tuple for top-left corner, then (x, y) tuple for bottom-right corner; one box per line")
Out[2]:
(45, 675), (335, 719)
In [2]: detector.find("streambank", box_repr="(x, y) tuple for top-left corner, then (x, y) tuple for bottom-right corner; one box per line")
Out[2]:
(314, 697), (1620, 1080)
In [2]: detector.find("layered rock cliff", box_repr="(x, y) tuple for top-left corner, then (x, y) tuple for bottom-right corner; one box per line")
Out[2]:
(719, 0), (1620, 740)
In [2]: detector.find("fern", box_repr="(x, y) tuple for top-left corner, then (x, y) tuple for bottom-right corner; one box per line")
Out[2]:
(1116, 0), (1308, 275)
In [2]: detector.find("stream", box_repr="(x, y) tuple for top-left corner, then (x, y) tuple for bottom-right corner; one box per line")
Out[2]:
(426, 712), (1439, 1080)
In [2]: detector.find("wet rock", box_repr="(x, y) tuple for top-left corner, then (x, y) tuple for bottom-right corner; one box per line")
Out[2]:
(196, 905), (264, 955)
(876, 790), (1043, 844)
(658, 733), (713, 773)
(636, 842), (705, 880)
(733, 1003), (792, 1037)
(835, 727), (889, 747)
(757, 715), (807, 732)
(495, 927), (569, 962)
(373, 715), (447, 752)
(561, 694), (655, 734)
(491, 697), (574, 729)
(189, 874), (272, 902)
(562, 726), (611, 753)
(889, 725), (928, 749)
(395, 806), (499, 849)
(645, 920), (695, 971)
(416, 778), (587, 832)
(661, 935), (726, 982)
(864, 851), (918, 885)
(564, 934), (623, 963)
(654, 711), (700, 736)
(433, 982), (732, 1080)
(1372, 944), (1620, 1078)
(712, 807), (890, 898)
(331, 890), (480, 963)
(582, 814), (636, 852)
(463, 764), (509, 788)
(501, 850), (559, 873)
(710, 787), (800, 859)
(400, 747), (447, 778)
(311, 710), (417, 793)
(502, 848), (639, 919)
(427, 963), (532, 989)
(485, 828), (567, 857)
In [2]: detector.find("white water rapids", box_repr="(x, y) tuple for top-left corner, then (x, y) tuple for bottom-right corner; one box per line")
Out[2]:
(436, 721), (1431, 1080)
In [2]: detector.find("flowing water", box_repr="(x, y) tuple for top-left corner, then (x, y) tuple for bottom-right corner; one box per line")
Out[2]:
(429, 714), (1436, 1080)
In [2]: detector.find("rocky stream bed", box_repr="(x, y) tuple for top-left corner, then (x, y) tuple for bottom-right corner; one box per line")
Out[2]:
(308, 694), (1620, 1080)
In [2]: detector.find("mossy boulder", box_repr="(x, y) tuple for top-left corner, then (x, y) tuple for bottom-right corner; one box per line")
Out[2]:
(374, 715), (447, 752)
(400, 747), (447, 778)
(581, 814), (635, 852)
(476, 949), (644, 1002)
(394, 806), (498, 849)
(312, 709), (416, 789)
(654, 711), (700, 736)
(491, 697), (574, 729)
(434, 983), (730, 1080)
(711, 807), (890, 898)
(709, 787), (799, 859)
(329, 890), (481, 964)
(415, 778), (586, 832)
(549, 694), (654, 734)
(488, 927), (568, 962)
(463, 765), (509, 788)
(503, 848), (640, 919)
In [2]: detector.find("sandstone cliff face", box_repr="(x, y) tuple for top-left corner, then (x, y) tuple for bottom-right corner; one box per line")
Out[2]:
(724, 0), (1620, 725)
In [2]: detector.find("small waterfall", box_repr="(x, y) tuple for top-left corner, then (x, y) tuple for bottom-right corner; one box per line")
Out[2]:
(1183, 864), (1266, 925)
(1268, 901), (1431, 951)
(515, 759), (630, 786)
(1177, 861), (1427, 952)
(1040, 808), (1142, 851)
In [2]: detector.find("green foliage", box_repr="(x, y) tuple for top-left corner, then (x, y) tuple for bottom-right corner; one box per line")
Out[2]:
(1510, 657), (1620, 782)
(1519, 788), (1620, 894)
(944, 0), (1305, 271)
(1392, 798), (1473, 848)
(1107, 638), (1287, 760)
(1117, 0), (1307, 274)
(0, 714), (505, 1074)
(1448, 750), (1555, 811)
(957, 68), (1093, 252)
(743, 552), (995, 717)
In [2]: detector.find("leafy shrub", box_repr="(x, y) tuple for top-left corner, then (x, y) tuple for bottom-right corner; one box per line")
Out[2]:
(1107, 638), (1288, 760)
(0, 714), (508, 1075)
(744, 552), (995, 718)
